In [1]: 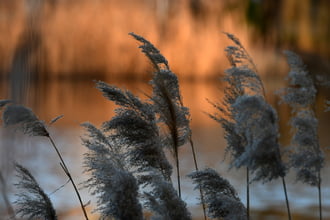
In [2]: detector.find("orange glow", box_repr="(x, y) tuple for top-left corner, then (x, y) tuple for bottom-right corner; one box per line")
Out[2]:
(0, 0), (329, 79)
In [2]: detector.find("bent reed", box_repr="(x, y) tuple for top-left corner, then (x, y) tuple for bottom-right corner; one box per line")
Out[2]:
(0, 33), (327, 220)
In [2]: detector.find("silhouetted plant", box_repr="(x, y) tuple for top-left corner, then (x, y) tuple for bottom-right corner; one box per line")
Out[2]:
(14, 163), (57, 220)
(1, 33), (328, 220)
(129, 32), (191, 198)
(1, 103), (48, 137)
(129, 32), (206, 220)
(188, 168), (247, 220)
(95, 82), (173, 180)
(278, 51), (325, 220)
(209, 33), (290, 219)
(144, 173), (191, 220)
(231, 95), (286, 181)
(0, 102), (89, 220)
(82, 122), (144, 219)
(82, 81), (191, 219)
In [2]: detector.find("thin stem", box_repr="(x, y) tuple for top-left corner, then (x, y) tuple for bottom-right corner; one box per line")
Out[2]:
(174, 147), (181, 198)
(282, 177), (291, 220)
(157, 81), (182, 198)
(318, 171), (322, 220)
(47, 135), (89, 220)
(246, 167), (250, 220)
(189, 138), (207, 220)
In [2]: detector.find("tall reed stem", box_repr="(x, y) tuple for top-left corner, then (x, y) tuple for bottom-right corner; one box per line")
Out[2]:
(47, 135), (89, 220)
(174, 147), (181, 198)
(246, 167), (250, 220)
(189, 138), (207, 220)
(318, 171), (322, 220)
(281, 177), (291, 220)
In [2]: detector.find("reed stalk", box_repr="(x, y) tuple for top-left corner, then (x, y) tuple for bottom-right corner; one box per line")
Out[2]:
(47, 135), (89, 220)
(189, 138), (207, 220)
(0, 102), (89, 220)
(282, 177), (291, 220)
(246, 167), (250, 220)
(174, 145), (181, 198)
(318, 171), (322, 220)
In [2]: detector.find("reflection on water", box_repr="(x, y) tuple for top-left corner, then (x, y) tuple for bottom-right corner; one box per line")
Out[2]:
(0, 78), (329, 219)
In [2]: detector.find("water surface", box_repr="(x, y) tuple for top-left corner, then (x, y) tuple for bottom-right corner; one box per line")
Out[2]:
(0, 78), (329, 220)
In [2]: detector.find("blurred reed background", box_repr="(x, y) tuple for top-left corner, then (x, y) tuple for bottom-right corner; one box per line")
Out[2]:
(0, 0), (329, 219)
(1, 0), (329, 80)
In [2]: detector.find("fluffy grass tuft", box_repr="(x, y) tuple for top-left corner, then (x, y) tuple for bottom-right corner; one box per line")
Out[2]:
(279, 50), (325, 220)
(189, 168), (247, 220)
(14, 163), (57, 220)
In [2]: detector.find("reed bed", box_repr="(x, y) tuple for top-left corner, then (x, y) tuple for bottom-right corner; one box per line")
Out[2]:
(0, 33), (328, 220)
(1, 0), (329, 80)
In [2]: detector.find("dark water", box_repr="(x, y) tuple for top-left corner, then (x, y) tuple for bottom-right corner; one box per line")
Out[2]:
(0, 78), (329, 220)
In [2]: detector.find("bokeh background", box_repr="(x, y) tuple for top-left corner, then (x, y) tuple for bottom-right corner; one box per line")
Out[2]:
(0, 0), (329, 219)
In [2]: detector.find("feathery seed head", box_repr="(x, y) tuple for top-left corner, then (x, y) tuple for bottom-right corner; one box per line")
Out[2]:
(1, 104), (48, 136)
(278, 51), (324, 186)
(189, 168), (247, 220)
(144, 173), (191, 220)
(289, 110), (324, 186)
(280, 51), (317, 108)
(130, 32), (191, 153)
(224, 32), (258, 73)
(232, 95), (286, 181)
(129, 32), (169, 71)
(14, 164), (57, 220)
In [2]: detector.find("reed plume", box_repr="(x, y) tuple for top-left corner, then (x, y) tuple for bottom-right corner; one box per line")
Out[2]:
(95, 81), (173, 180)
(82, 123), (144, 219)
(231, 95), (286, 181)
(129, 32), (207, 219)
(0, 101), (89, 220)
(188, 168), (247, 220)
(129, 32), (191, 197)
(144, 173), (191, 220)
(83, 81), (191, 219)
(1, 103), (48, 137)
(279, 50), (325, 219)
(209, 33), (289, 219)
(14, 163), (57, 220)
